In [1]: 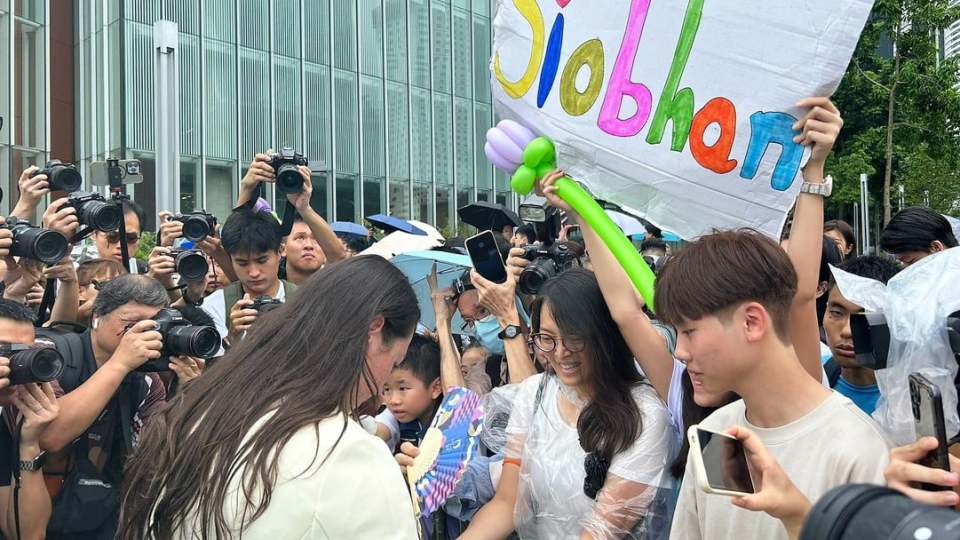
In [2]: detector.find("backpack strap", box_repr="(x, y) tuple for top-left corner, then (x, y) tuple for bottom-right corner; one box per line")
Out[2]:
(222, 281), (244, 319)
(282, 279), (297, 298)
(825, 358), (842, 388)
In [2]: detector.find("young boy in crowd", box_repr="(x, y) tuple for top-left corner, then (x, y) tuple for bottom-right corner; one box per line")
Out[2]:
(376, 335), (443, 453)
(822, 255), (901, 414)
(660, 230), (891, 539)
(200, 208), (296, 348)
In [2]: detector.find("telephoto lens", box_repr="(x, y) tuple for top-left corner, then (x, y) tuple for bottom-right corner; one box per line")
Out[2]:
(69, 192), (123, 232)
(174, 212), (217, 242)
(138, 309), (220, 372)
(3, 218), (70, 264)
(0, 344), (65, 385)
(167, 249), (209, 283)
(800, 484), (960, 540)
(33, 160), (82, 193)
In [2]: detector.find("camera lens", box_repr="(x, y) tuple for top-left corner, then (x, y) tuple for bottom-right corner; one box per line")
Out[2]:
(180, 216), (211, 242)
(8, 347), (64, 385)
(11, 226), (70, 264)
(519, 258), (558, 295)
(79, 199), (122, 232)
(49, 167), (83, 193)
(165, 325), (220, 359)
(174, 250), (209, 283)
(275, 164), (304, 194)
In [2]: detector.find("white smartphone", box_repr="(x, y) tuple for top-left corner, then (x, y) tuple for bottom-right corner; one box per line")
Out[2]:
(687, 425), (756, 497)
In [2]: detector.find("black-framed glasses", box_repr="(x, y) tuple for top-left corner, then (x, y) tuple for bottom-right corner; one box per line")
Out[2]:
(106, 232), (140, 244)
(531, 333), (586, 353)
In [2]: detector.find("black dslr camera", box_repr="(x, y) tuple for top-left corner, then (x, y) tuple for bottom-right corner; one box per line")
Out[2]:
(32, 160), (82, 193)
(68, 191), (122, 233)
(167, 248), (208, 283)
(268, 147), (308, 195)
(1, 217), (69, 264)
(0, 344), (64, 385)
(850, 310), (960, 370)
(518, 243), (579, 295)
(251, 296), (284, 314)
(136, 309), (220, 372)
(170, 211), (217, 242)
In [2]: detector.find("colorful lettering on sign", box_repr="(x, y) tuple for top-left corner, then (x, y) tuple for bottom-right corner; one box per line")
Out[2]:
(493, 0), (806, 191)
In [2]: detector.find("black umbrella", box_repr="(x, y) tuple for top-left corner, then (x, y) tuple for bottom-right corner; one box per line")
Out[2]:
(458, 201), (522, 232)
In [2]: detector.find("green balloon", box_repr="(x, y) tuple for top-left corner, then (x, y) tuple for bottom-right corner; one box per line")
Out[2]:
(523, 137), (556, 169)
(511, 166), (537, 195)
(536, 162), (555, 179)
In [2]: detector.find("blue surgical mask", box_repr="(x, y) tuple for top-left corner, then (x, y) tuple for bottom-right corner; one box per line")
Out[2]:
(474, 315), (506, 355)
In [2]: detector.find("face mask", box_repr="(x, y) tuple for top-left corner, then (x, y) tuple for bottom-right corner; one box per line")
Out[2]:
(474, 315), (505, 355)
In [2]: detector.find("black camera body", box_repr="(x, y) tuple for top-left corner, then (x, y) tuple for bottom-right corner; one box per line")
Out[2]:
(518, 243), (578, 295)
(68, 191), (122, 233)
(0, 344), (64, 385)
(172, 211), (217, 242)
(32, 160), (82, 193)
(137, 309), (220, 372)
(1, 217), (69, 264)
(268, 147), (308, 195)
(251, 296), (284, 314)
(166, 248), (208, 283)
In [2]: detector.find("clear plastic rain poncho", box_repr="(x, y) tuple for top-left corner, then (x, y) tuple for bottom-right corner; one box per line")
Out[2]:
(832, 247), (960, 445)
(490, 373), (678, 540)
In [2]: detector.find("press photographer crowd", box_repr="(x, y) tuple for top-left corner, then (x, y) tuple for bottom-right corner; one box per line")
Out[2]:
(0, 95), (956, 540)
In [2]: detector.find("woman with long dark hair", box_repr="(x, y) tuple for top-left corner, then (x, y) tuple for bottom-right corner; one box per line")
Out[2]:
(118, 256), (420, 539)
(460, 268), (677, 539)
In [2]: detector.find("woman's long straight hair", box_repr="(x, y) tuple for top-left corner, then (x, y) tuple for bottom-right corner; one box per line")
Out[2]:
(531, 268), (644, 462)
(118, 255), (419, 539)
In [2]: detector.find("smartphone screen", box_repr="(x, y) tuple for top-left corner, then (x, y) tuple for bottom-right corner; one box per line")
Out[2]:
(697, 428), (755, 494)
(466, 231), (508, 284)
(910, 374), (950, 477)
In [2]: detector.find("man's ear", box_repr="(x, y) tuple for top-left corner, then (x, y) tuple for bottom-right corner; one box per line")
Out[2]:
(430, 377), (443, 400)
(741, 302), (771, 344)
(931, 240), (947, 253)
(816, 281), (829, 299)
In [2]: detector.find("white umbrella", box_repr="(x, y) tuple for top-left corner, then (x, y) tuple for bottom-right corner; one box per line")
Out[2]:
(361, 219), (445, 259)
(944, 215), (960, 241)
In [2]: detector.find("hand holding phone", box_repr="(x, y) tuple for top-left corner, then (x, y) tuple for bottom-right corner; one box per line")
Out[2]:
(465, 231), (508, 284)
(909, 372), (951, 490)
(688, 425), (756, 497)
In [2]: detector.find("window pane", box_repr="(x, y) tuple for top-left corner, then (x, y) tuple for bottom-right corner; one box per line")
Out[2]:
(310, 172), (329, 219)
(476, 189), (492, 203)
(409, 0), (430, 88)
(387, 82), (409, 180)
(334, 0), (356, 70)
(239, 47), (271, 158)
(361, 76), (385, 179)
(412, 182), (431, 223)
(457, 187), (474, 212)
(453, 8), (472, 98)
(435, 184), (453, 235)
(364, 177), (384, 217)
(359, 0), (383, 76)
(431, 3), (451, 94)
(475, 103), (493, 191)
(473, 15), (491, 102)
(204, 40), (237, 160)
(238, 0), (268, 50)
(274, 55), (302, 149)
(496, 191), (510, 208)
(14, 20), (45, 148)
(166, 0), (199, 35)
(0, 10), (9, 146)
(384, 0), (407, 83)
(203, 0), (235, 42)
(433, 94), (453, 185)
(305, 63), (331, 165)
(272, 0), (300, 58)
(334, 70), (359, 174)
(454, 98), (474, 188)
(14, 0), (43, 23)
(336, 174), (358, 222)
(304, 0), (330, 65)
(205, 164), (235, 225)
(389, 178), (410, 219)
(180, 160), (198, 212)
(411, 88), (432, 183)
(180, 34), (201, 156)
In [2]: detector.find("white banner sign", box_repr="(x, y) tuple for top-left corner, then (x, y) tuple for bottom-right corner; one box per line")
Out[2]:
(491, 0), (874, 239)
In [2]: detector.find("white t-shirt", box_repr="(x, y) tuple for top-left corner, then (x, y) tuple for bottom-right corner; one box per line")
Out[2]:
(170, 412), (418, 539)
(671, 392), (890, 540)
(506, 374), (678, 539)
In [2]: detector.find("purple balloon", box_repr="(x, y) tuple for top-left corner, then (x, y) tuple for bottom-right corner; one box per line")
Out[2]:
(254, 197), (273, 214)
(485, 127), (524, 164)
(497, 120), (536, 149)
(484, 142), (517, 172)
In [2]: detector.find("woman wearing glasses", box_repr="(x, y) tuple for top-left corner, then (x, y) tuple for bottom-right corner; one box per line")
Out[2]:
(459, 267), (678, 539)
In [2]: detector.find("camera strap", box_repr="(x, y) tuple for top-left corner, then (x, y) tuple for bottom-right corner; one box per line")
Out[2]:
(36, 278), (57, 327)
(240, 183), (298, 237)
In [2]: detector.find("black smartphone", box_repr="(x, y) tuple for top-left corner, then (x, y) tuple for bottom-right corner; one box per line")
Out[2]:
(465, 230), (508, 284)
(567, 225), (583, 244)
(909, 372), (951, 490)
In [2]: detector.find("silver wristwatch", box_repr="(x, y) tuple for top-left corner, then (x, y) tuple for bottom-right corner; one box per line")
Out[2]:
(800, 175), (833, 198)
(19, 450), (45, 472)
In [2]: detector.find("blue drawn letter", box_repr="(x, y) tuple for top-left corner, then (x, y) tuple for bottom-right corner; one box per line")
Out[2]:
(740, 111), (804, 191)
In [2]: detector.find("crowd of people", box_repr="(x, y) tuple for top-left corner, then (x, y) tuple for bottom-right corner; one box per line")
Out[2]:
(0, 95), (953, 540)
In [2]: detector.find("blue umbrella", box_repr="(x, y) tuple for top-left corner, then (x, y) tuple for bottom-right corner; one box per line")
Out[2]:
(331, 221), (368, 239)
(391, 250), (471, 333)
(631, 231), (682, 243)
(367, 214), (428, 236)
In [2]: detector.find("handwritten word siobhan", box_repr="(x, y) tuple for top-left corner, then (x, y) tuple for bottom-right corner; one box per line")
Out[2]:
(493, 0), (805, 192)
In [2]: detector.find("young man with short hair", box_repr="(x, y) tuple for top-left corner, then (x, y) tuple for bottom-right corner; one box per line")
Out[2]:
(200, 208), (295, 347)
(661, 231), (890, 539)
(281, 217), (326, 285)
(94, 200), (147, 272)
(880, 207), (958, 266)
(821, 255), (901, 414)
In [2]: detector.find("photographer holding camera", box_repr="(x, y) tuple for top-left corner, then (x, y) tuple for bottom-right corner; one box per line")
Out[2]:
(37, 274), (203, 538)
(0, 299), (62, 540)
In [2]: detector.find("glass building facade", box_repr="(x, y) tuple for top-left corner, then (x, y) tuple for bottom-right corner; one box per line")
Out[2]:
(71, 0), (510, 232)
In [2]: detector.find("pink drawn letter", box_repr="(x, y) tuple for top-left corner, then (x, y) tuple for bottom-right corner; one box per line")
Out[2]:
(597, 0), (654, 137)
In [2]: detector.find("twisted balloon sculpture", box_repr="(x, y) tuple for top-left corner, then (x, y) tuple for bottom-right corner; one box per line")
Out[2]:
(484, 120), (657, 311)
